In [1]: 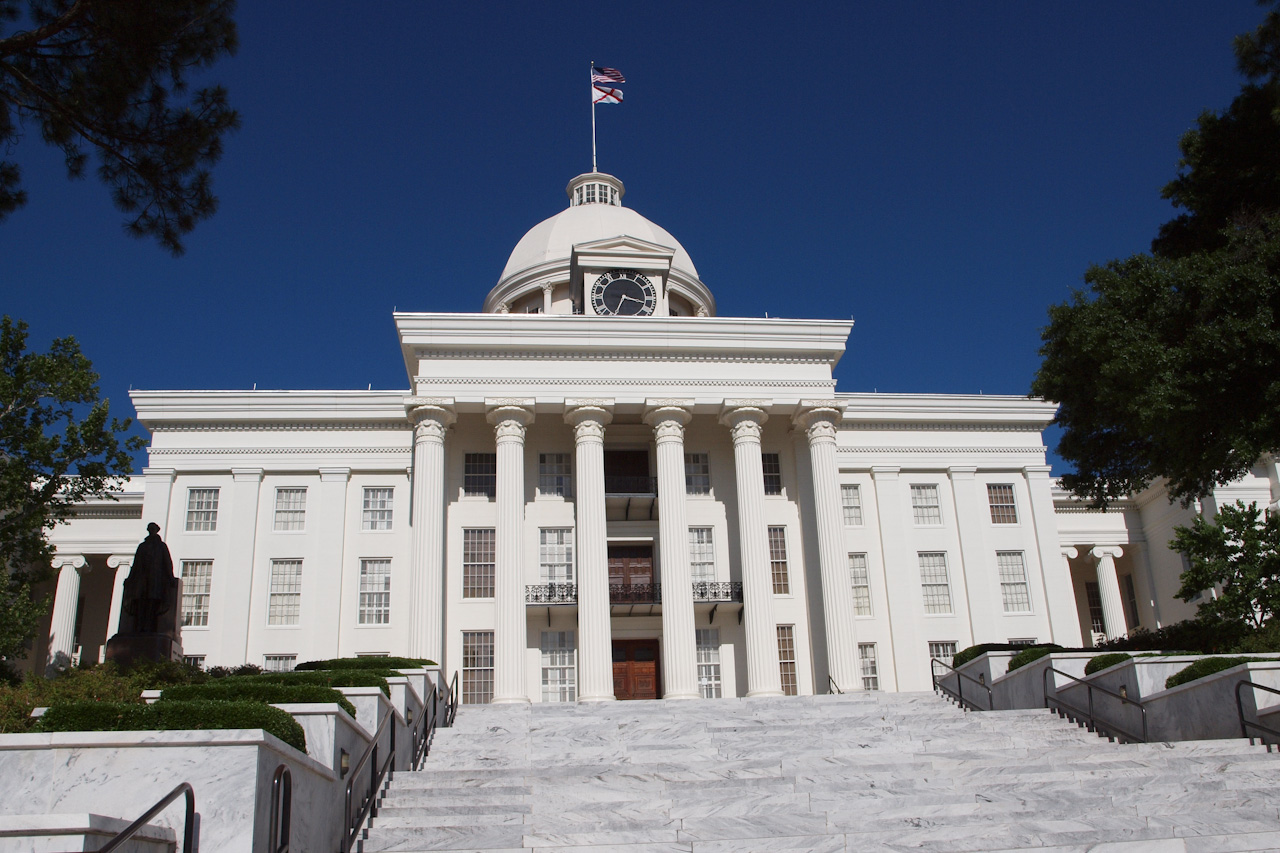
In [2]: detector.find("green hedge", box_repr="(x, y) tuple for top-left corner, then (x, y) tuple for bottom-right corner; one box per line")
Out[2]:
(294, 656), (433, 672)
(158, 683), (358, 718)
(1084, 653), (1133, 675)
(35, 700), (306, 752)
(232, 670), (392, 696)
(1007, 645), (1064, 672)
(1165, 656), (1256, 689)
(952, 643), (1032, 669)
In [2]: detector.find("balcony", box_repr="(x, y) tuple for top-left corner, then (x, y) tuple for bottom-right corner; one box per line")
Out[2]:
(603, 475), (657, 495)
(691, 581), (743, 603)
(525, 583), (577, 604)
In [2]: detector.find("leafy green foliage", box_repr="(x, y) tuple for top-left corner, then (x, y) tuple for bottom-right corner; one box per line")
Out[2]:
(1007, 645), (1063, 672)
(0, 317), (144, 661)
(1095, 618), (1251, 654)
(1232, 620), (1280, 653)
(1173, 501), (1280, 629)
(0, 661), (204, 733)
(1084, 653), (1132, 675)
(0, 0), (239, 254)
(35, 699), (306, 752)
(952, 643), (1034, 669)
(1165, 656), (1256, 689)
(231, 669), (392, 696)
(158, 682), (357, 718)
(1032, 221), (1280, 505)
(294, 656), (433, 672)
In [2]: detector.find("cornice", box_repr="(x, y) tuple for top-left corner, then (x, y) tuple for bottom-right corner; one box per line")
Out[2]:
(151, 421), (410, 433)
(149, 447), (411, 457)
(414, 377), (835, 389)
(838, 422), (1043, 433)
(837, 446), (1048, 455)
(414, 350), (837, 364)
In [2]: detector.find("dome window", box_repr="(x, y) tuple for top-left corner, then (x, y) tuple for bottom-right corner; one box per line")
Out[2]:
(573, 182), (619, 207)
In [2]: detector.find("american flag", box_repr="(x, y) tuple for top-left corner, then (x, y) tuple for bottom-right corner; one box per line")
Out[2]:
(591, 66), (625, 84)
(592, 85), (623, 105)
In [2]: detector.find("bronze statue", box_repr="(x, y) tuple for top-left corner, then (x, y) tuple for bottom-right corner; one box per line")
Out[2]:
(106, 522), (183, 667)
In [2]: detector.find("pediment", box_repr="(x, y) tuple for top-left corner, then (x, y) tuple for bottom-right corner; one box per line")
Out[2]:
(571, 235), (676, 273)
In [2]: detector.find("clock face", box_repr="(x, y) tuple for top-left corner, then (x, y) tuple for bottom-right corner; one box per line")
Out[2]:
(590, 270), (657, 316)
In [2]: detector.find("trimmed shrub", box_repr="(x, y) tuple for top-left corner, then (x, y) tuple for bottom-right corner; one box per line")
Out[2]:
(207, 663), (264, 679)
(952, 644), (1021, 669)
(1165, 656), (1256, 689)
(1096, 619), (1249, 655)
(233, 670), (392, 696)
(294, 656), (433, 672)
(1084, 653), (1132, 675)
(158, 682), (358, 718)
(0, 662), (205, 734)
(1007, 645), (1063, 673)
(1232, 622), (1280, 654)
(35, 700), (306, 752)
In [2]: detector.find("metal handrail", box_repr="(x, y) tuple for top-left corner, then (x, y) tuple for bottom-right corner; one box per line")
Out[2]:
(343, 700), (396, 852)
(447, 670), (459, 726)
(1042, 665), (1147, 743)
(1236, 679), (1280, 745)
(412, 684), (439, 770)
(827, 675), (843, 695)
(930, 658), (993, 711)
(268, 764), (291, 853)
(96, 782), (195, 853)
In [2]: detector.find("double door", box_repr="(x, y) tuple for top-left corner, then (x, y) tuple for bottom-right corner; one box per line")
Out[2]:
(612, 639), (660, 700)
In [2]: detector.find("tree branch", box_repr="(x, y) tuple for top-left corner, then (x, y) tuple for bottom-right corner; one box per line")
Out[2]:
(0, 0), (89, 60)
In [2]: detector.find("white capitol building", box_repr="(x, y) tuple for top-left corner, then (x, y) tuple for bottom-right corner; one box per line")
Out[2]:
(32, 171), (1280, 701)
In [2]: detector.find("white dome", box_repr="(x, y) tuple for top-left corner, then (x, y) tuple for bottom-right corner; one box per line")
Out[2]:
(499, 199), (699, 283)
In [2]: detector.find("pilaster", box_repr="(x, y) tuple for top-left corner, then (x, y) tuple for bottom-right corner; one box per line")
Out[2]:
(221, 468), (263, 665)
(1025, 466), (1083, 646)
(872, 466), (920, 690)
(141, 468), (176, 538)
(316, 467), (351, 658)
(948, 466), (995, 645)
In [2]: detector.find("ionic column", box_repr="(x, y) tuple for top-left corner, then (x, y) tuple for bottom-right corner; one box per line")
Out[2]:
(407, 399), (456, 665)
(721, 401), (782, 697)
(541, 282), (554, 314)
(47, 555), (85, 674)
(646, 401), (699, 700)
(1090, 546), (1127, 640)
(794, 403), (861, 692)
(105, 555), (133, 638)
(566, 401), (614, 702)
(488, 402), (535, 703)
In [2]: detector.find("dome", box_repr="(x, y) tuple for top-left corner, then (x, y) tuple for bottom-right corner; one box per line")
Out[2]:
(498, 175), (699, 284)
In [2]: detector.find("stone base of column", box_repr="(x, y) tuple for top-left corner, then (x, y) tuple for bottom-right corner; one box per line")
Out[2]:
(577, 693), (616, 703)
(746, 689), (785, 698)
(490, 696), (531, 705)
(662, 691), (700, 701)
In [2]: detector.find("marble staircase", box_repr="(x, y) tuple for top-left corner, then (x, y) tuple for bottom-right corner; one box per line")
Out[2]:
(359, 691), (1280, 852)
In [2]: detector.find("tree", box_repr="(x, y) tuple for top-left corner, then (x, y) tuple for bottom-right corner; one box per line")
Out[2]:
(0, 316), (143, 662)
(1034, 3), (1280, 505)
(0, 0), (239, 254)
(1173, 501), (1280, 630)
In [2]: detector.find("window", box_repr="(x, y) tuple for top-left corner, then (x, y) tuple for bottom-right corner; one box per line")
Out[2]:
(849, 553), (872, 616)
(859, 643), (880, 690)
(689, 528), (716, 582)
(1085, 582), (1106, 635)
(997, 551), (1032, 613)
(462, 631), (494, 704)
(777, 625), (797, 696)
(910, 484), (941, 525)
(928, 641), (957, 668)
(540, 631), (576, 702)
(685, 453), (711, 495)
(183, 655), (205, 669)
(180, 560), (213, 627)
(273, 488), (307, 531)
(185, 488), (219, 531)
(768, 526), (790, 594)
(464, 453), (497, 498)
(268, 560), (302, 625)
(1123, 574), (1140, 629)
(463, 529), (496, 598)
(263, 654), (296, 672)
(538, 453), (572, 497)
(918, 552), (953, 614)
(1008, 637), (1037, 646)
(362, 487), (393, 530)
(539, 528), (574, 583)
(358, 559), (391, 625)
(762, 453), (782, 495)
(841, 484), (863, 526)
(696, 628), (722, 698)
(987, 484), (1018, 524)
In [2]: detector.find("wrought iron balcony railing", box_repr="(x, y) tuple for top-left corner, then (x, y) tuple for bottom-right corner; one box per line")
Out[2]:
(603, 475), (657, 495)
(610, 582), (661, 604)
(525, 583), (578, 604)
(691, 581), (743, 602)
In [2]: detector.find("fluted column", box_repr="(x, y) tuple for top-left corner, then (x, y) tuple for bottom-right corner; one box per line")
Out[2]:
(105, 555), (133, 638)
(566, 401), (614, 701)
(646, 401), (699, 700)
(794, 403), (861, 691)
(1090, 546), (1127, 641)
(721, 401), (782, 697)
(407, 399), (456, 665)
(47, 554), (86, 674)
(488, 402), (534, 703)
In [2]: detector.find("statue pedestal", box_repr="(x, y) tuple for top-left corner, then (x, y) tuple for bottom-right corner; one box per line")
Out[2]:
(104, 633), (183, 669)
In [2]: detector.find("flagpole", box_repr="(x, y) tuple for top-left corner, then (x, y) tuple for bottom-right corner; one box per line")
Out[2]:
(590, 60), (597, 172)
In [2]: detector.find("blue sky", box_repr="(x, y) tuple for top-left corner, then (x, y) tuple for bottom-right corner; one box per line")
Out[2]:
(1, 2), (1266, 471)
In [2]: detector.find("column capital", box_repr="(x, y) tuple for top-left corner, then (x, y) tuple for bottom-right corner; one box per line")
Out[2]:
(142, 467), (176, 483)
(643, 401), (692, 434)
(947, 466), (978, 479)
(719, 403), (768, 443)
(1060, 546), (1079, 560)
(1091, 545), (1124, 560)
(319, 466), (351, 482)
(409, 402), (457, 440)
(50, 554), (86, 571)
(870, 465), (901, 480)
(106, 554), (133, 570)
(720, 399), (772, 421)
(232, 468), (264, 483)
(565, 402), (613, 440)
(486, 400), (535, 435)
(1023, 465), (1054, 479)
(792, 404), (841, 444)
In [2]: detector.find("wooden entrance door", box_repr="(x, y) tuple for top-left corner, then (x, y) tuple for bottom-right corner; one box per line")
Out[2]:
(609, 544), (653, 586)
(613, 639), (660, 700)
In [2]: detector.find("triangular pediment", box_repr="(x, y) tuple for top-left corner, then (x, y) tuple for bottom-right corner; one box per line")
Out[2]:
(572, 234), (676, 260)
